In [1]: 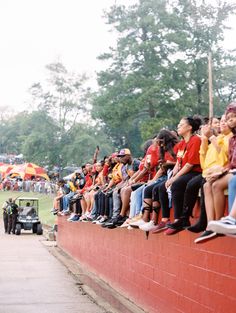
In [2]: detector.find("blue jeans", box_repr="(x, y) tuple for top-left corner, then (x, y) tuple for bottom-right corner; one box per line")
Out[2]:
(62, 191), (75, 211)
(129, 177), (167, 218)
(228, 175), (236, 213)
(129, 184), (145, 218)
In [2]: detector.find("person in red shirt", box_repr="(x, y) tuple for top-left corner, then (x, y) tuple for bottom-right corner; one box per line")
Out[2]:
(131, 129), (178, 230)
(154, 116), (202, 235)
(78, 163), (93, 218)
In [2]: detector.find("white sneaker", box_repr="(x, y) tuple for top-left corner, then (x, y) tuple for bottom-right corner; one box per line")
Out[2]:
(208, 217), (236, 235)
(139, 220), (156, 231)
(79, 214), (87, 221)
(92, 215), (102, 224)
(129, 219), (146, 228)
(120, 220), (130, 228)
(96, 217), (108, 224)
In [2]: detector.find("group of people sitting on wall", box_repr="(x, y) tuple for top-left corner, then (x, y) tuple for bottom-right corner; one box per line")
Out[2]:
(51, 101), (236, 243)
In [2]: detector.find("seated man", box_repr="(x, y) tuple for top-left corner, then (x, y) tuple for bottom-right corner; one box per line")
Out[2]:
(102, 148), (140, 228)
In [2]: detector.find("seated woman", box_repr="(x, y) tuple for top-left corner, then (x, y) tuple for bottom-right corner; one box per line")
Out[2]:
(176, 115), (227, 234)
(74, 163), (93, 219)
(129, 129), (178, 231)
(80, 161), (106, 221)
(192, 115), (232, 242)
(197, 102), (236, 241)
(150, 116), (202, 235)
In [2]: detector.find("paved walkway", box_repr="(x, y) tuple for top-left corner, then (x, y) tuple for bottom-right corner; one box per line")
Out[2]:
(0, 222), (106, 313)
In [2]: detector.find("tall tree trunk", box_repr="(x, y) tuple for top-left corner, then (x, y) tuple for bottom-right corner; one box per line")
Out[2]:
(196, 83), (202, 115)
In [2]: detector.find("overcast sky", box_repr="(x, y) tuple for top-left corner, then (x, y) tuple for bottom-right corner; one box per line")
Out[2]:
(0, 0), (235, 112)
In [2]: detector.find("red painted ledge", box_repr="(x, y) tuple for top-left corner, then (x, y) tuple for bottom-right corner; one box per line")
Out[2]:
(57, 216), (236, 313)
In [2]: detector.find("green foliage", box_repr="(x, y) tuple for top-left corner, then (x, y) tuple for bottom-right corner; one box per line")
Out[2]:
(60, 123), (114, 165)
(92, 0), (236, 154)
(20, 111), (59, 166)
(1, 1), (236, 166)
(29, 62), (91, 131)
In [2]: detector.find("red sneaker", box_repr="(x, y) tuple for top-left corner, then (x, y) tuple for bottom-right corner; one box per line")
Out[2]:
(151, 220), (171, 234)
(164, 227), (179, 235)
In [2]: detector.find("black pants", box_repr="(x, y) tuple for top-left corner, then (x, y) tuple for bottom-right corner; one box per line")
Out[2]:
(159, 172), (200, 219)
(7, 213), (18, 234)
(104, 191), (113, 218)
(182, 174), (203, 217)
(3, 212), (8, 233)
(94, 191), (106, 216)
(143, 176), (167, 199)
(75, 199), (82, 215)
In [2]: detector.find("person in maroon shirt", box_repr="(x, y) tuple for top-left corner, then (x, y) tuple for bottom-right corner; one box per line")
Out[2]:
(156, 116), (202, 235)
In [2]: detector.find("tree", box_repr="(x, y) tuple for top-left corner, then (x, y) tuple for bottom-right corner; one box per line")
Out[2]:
(19, 111), (59, 166)
(92, 0), (236, 149)
(165, 0), (236, 115)
(63, 123), (114, 165)
(29, 62), (92, 133)
(0, 111), (58, 165)
(27, 62), (106, 167)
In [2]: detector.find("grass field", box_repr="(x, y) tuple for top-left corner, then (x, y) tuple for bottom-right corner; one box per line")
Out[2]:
(0, 191), (55, 226)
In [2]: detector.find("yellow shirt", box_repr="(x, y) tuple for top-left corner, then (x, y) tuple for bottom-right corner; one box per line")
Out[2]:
(68, 181), (77, 192)
(111, 163), (123, 184)
(200, 133), (232, 177)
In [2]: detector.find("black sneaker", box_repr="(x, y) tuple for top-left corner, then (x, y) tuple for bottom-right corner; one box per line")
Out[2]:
(104, 215), (125, 228)
(168, 217), (190, 230)
(115, 215), (128, 226)
(187, 223), (205, 233)
(101, 218), (116, 228)
(194, 230), (217, 244)
(107, 224), (117, 229)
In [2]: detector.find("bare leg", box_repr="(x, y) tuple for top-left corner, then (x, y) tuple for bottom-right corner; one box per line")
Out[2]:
(204, 182), (215, 222)
(83, 193), (91, 213)
(142, 198), (152, 222)
(89, 190), (95, 212)
(212, 174), (232, 220)
(120, 186), (132, 216)
(80, 198), (87, 215)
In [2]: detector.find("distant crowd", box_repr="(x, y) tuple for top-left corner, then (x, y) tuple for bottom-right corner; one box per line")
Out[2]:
(51, 101), (236, 243)
(0, 177), (56, 195)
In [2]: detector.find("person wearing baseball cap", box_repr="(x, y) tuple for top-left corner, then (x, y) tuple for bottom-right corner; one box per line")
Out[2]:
(117, 148), (131, 157)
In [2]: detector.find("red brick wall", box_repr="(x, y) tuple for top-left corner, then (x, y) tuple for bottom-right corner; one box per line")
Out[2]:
(57, 217), (236, 313)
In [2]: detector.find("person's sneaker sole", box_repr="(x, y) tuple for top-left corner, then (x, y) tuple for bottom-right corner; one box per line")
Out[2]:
(119, 223), (129, 228)
(194, 231), (217, 243)
(151, 225), (168, 234)
(129, 220), (146, 228)
(164, 228), (180, 235)
(107, 224), (117, 229)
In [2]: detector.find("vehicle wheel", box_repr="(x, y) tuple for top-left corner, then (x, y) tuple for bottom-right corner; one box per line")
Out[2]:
(32, 224), (37, 234)
(37, 223), (43, 235)
(15, 224), (21, 235)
